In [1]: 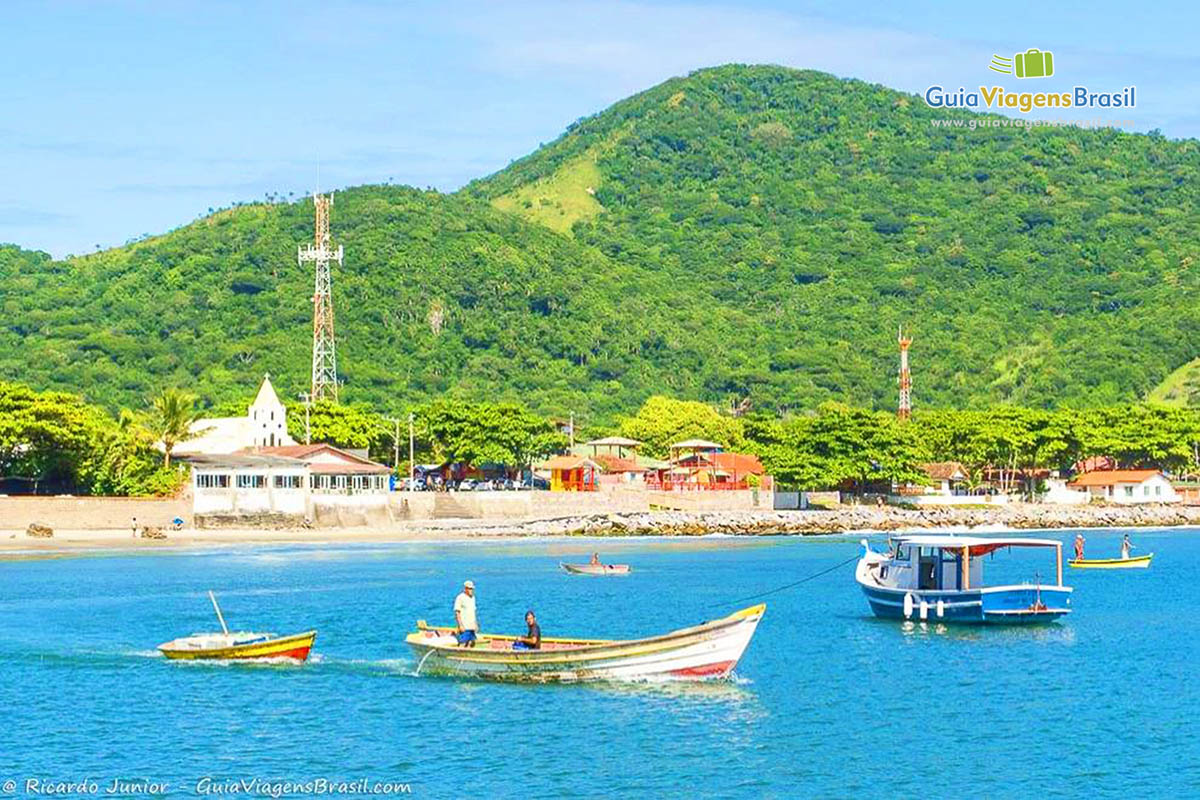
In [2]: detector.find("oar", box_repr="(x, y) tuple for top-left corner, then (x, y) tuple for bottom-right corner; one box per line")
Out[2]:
(209, 590), (229, 635)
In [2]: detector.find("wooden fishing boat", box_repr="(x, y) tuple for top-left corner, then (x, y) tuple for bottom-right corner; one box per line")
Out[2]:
(857, 535), (1073, 625)
(405, 604), (765, 682)
(560, 562), (631, 575)
(1068, 553), (1153, 569)
(158, 591), (317, 662)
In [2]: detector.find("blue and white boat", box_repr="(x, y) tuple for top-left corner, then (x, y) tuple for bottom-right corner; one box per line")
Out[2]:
(856, 535), (1072, 624)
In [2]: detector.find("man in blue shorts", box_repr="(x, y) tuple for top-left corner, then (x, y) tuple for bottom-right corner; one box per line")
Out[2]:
(453, 580), (478, 647)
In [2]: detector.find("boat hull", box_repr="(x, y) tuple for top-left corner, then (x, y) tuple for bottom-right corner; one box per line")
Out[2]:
(858, 582), (1071, 625)
(560, 563), (631, 576)
(158, 630), (317, 661)
(405, 605), (763, 683)
(1069, 554), (1153, 569)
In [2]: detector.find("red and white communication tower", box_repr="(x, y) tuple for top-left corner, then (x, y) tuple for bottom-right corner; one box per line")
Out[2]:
(298, 192), (343, 402)
(897, 325), (913, 420)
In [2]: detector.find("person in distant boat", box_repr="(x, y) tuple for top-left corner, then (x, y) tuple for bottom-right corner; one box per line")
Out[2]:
(453, 580), (479, 647)
(589, 552), (601, 566)
(1121, 534), (1132, 560)
(1073, 533), (1085, 560)
(513, 610), (541, 650)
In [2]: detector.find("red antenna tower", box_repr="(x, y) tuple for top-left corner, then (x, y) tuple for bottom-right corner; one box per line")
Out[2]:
(298, 192), (343, 402)
(898, 325), (913, 420)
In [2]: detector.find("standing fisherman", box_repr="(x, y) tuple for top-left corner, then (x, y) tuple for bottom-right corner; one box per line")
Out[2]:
(1073, 533), (1085, 561)
(453, 580), (479, 647)
(1121, 534), (1132, 560)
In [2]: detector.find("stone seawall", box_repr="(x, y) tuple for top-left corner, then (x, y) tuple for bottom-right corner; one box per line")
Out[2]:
(438, 503), (1200, 537)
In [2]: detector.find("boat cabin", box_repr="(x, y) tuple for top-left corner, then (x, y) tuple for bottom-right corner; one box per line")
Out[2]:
(884, 535), (1065, 590)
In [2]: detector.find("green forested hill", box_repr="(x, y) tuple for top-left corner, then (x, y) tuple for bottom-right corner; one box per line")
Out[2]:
(4, 64), (1200, 421)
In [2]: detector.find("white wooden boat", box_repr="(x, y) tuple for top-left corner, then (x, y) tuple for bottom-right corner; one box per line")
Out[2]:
(857, 536), (1073, 624)
(405, 604), (765, 682)
(560, 562), (631, 575)
(157, 591), (316, 661)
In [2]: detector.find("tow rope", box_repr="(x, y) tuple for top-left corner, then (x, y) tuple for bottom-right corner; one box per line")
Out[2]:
(719, 552), (860, 607)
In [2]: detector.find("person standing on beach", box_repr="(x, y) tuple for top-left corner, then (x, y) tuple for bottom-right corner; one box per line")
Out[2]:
(131, 517), (138, 539)
(1073, 533), (1085, 560)
(453, 580), (479, 647)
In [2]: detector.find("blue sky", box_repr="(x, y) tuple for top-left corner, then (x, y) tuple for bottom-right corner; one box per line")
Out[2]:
(3, 0), (1196, 257)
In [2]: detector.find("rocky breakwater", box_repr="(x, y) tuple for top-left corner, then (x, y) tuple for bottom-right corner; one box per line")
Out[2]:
(489, 503), (1200, 537)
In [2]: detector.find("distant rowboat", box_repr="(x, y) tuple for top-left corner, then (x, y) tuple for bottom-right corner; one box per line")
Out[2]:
(561, 562), (631, 575)
(405, 604), (765, 682)
(157, 591), (316, 662)
(1068, 554), (1153, 569)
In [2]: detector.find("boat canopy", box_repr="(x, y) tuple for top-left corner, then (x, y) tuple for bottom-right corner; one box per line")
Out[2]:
(892, 535), (1061, 557)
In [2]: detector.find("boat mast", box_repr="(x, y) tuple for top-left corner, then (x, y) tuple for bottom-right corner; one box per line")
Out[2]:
(209, 591), (230, 635)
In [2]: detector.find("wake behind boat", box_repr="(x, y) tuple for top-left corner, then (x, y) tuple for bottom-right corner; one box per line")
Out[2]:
(405, 604), (764, 682)
(157, 591), (317, 662)
(561, 562), (631, 575)
(856, 535), (1072, 624)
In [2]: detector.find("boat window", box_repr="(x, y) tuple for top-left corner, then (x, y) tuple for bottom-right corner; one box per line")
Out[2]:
(893, 545), (911, 562)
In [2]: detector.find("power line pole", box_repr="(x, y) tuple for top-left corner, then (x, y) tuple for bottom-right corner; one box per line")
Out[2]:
(298, 192), (343, 402)
(384, 416), (401, 471)
(298, 392), (313, 445)
(408, 412), (415, 484)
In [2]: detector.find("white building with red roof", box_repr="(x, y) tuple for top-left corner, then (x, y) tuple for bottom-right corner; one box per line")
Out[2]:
(1068, 469), (1179, 504)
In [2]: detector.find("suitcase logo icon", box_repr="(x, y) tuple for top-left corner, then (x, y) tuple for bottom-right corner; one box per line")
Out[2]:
(989, 49), (1055, 78)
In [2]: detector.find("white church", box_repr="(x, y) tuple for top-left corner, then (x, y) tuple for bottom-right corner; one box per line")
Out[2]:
(176, 374), (296, 455)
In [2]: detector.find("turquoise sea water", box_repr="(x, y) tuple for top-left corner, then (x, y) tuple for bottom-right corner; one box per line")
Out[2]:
(1, 528), (1198, 799)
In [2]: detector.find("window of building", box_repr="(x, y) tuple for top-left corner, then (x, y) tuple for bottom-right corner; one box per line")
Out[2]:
(335, 475), (348, 491)
(1124, 486), (1134, 498)
(352, 475), (367, 492)
(1144, 486), (1151, 496)
(274, 475), (302, 489)
(196, 473), (230, 489)
(1156, 485), (1162, 496)
(237, 474), (266, 490)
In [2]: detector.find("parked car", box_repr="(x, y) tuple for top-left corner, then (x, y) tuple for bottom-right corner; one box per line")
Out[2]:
(456, 478), (477, 492)
(521, 476), (550, 490)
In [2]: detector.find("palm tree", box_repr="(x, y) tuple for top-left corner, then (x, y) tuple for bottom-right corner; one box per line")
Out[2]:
(148, 389), (203, 468)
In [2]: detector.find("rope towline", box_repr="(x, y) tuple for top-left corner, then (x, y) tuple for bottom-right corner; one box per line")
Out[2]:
(719, 553), (860, 607)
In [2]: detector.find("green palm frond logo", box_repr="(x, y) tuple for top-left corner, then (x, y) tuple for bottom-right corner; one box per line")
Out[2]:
(989, 49), (1055, 78)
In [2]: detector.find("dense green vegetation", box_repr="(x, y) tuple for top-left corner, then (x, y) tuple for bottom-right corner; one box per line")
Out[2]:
(3, 65), (1200, 423)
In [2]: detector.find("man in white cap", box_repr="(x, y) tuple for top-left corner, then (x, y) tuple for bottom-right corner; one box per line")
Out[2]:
(453, 580), (479, 647)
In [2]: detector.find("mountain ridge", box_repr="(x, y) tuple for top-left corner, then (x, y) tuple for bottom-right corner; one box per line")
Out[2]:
(3, 64), (1199, 420)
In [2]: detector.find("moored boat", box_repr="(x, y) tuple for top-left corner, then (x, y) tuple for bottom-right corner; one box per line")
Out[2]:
(157, 591), (317, 662)
(405, 604), (765, 682)
(1068, 553), (1153, 569)
(560, 562), (632, 575)
(856, 535), (1072, 625)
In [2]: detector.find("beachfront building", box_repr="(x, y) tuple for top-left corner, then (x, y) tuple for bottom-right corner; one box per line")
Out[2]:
(542, 455), (601, 491)
(176, 374), (297, 456)
(189, 452), (311, 515)
(1068, 469), (1180, 504)
(920, 462), (970, 497)
(253, 444), (391, 495)
(651, 440), (766, 490)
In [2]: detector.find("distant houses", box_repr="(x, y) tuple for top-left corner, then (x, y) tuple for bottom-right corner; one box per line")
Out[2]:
(1068, 469), (1180, 505)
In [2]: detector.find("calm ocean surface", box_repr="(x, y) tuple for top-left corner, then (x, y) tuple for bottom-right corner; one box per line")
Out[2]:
(1, 528), (1197, 799)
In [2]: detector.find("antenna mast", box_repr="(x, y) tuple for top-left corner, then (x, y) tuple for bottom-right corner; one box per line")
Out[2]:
(898, 325), (913, 421)
(298, 192), (343, 402)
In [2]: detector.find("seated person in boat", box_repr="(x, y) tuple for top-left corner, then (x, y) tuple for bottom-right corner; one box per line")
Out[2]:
(453, 580), (479, 647)
(590, 552), (601, 566)
(1073, 533), (1085, 560)
(513, 610), (541, 650)
(1121, 534), (1132, 560)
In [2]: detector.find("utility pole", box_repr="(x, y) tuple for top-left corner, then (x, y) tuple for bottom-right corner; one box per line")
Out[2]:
(298, 392), (313, 445)
(408, 412), (415, 484)
(569, 412), (575, 449)
(384, 416), (401, 471)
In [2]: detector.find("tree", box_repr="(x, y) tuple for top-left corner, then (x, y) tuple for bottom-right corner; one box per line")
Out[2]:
(146, 388), (203, 467)
(619, 396), (746, 458)
(419, 400), (566, 468)
(286, 401), (390, 458)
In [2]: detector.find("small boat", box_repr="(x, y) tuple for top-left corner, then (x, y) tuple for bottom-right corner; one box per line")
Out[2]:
(158, 591), (316, 662)
(1069, 553), (1153, 569)
(405, 604), (765, 682)
(856, 535), (1073, 625)
(560, 562), (631, 575)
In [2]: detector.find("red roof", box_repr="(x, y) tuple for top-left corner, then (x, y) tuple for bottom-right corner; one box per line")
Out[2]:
(246, 444), (390, 474)
(1070, 469), (1163, 487)
(594, 454), (646, 473)
(922, 461), (969, 481)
